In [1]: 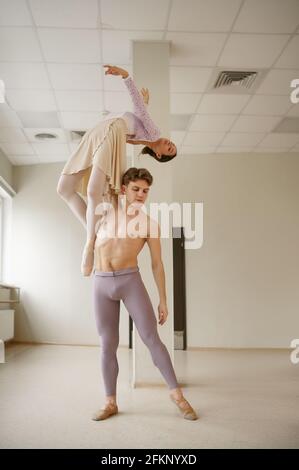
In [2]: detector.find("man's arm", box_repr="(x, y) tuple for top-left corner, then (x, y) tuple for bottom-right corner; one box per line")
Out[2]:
(146, 222), (167, 304)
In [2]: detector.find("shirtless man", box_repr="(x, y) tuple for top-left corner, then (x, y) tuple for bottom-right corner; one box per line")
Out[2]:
(91, 167), (198, 421)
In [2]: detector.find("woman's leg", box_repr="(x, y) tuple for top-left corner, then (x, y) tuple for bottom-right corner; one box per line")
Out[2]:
(81, 165), (107, 273)
(86, 164), (107, 244)
(56, 169), (87, 229)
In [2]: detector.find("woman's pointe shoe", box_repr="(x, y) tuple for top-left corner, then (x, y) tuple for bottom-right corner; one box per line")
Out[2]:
(81, 241), (95, 276)
(92, 403), (118, 421)
(170, 394), (198, 420)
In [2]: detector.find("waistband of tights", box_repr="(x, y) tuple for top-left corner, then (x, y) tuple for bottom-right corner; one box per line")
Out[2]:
(94, 266), (139, 277)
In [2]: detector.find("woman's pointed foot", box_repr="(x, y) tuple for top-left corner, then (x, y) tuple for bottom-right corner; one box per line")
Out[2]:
(170, 392), (198, 420)
(81, 240), (95, 276)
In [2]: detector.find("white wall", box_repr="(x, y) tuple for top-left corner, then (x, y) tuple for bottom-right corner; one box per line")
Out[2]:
(172, 152), (299, 348)
(7, 150), (299, 348)
(10, 162), (129, 346)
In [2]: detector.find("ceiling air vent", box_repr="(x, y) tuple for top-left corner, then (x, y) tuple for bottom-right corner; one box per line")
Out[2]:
(214, 70), (258, 89)
(70, 130), (86, 141)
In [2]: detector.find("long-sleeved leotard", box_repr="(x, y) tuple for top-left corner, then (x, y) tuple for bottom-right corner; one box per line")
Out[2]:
(101, 75), (161, 142)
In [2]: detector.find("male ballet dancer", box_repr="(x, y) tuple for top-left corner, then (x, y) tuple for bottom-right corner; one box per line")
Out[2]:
(91, 166), (198, 421)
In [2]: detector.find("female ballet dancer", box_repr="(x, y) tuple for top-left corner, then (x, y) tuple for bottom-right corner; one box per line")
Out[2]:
(57, 64), (177, 276)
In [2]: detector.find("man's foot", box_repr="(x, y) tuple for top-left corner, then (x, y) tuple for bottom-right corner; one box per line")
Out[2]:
(169, 392), (198, 420)
(92, 402), (118, 421)
(81, 240), (95, 276)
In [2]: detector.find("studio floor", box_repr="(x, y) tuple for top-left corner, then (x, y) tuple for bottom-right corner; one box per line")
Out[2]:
(0, 343), (298, 449)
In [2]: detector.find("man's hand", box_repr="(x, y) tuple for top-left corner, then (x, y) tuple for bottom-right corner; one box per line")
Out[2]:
(103, 64), (129, 79)
(140, 87), (149, 105)
(158, 302), (168, 325)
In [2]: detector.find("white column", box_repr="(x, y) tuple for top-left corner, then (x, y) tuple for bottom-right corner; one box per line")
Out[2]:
(129, 41), (175, 388)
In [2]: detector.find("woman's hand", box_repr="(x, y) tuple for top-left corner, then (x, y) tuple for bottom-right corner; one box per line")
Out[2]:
(158, 302), (168, 325)
(103, 64), (129, 79)
(140, 87), (149, 105)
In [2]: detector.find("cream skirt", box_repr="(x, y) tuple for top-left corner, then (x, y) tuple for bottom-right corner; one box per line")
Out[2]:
(61, 117), (128, 202)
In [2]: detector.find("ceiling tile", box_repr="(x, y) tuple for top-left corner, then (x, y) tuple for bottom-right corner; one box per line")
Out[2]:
(104, 91), (131, 112)
(32, 142), (69, 155)
(253, 147), (289, 153)
(218, 34), (290, 68)
(233, 0), (299, 33)
(60, 112), (101, 130)
(55, 90), (103, 112)
(256, 69), (299, 95)
(102, 30), (163, 64)
(190, 114), (236, 132)
(184, 131), (226, 146)
(0, 62), (51, 89)
(29, 0), (98, 27)
(287, 105), (299, 117)
(0, 27), (42, 61)
(170, 93), (202, 114)
(48, 63), (103, 90)
(231, 115), (281, 132)
(170, 67), (213, 93)
(0, 0), (32, 26)
(37, 154), (68, 163)
(0, 142), (34, 155)
(170, 131), (186, 146)
(8, 155), (39, 165)
(0, 126), (27, 142)
(17, 111), (60, 128)
(101, 0), (168, 30)
(216, 146), (253, 153)
(0, 109), (22, 127)
(181, 146), (216, 154)
(38, 28), (101, 63)
(257, 132), (299, 148)
(197, 94), (250, 114)
(242, 95), (293, 115)
(274, 35), (299, 68)
(166, 32), (227, 66)
(6, 89), (57, 111)
(169, 0), (242, 32)
(221, 132), (265, 146)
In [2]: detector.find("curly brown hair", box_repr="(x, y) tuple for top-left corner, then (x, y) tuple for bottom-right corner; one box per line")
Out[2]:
(121, 167), (153, 187)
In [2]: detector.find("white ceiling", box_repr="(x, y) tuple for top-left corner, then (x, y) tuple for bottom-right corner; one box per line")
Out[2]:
(0, 0), (299, 165)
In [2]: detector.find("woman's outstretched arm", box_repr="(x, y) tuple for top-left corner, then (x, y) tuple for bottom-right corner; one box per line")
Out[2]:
(103, 65), (160, 141)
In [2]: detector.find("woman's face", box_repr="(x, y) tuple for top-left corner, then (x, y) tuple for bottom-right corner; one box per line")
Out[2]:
(156, 138), (177, 157)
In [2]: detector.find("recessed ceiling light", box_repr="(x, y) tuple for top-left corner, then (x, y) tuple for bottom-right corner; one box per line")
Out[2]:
(35, 132), (58, 140)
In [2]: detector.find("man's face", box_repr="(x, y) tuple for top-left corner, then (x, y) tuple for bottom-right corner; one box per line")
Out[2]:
(121, 179), (150, 207)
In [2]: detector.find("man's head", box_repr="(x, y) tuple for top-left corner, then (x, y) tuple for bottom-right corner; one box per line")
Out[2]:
(121, 167), (153, 206)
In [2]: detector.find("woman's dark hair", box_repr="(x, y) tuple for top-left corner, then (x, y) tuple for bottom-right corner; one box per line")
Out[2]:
(140, 146), (176, 163)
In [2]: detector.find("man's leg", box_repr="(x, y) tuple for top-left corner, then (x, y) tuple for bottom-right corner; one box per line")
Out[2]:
(122, 272), (179, 390)
(122, 271), (198, 419)
(92, 274), (120, 419)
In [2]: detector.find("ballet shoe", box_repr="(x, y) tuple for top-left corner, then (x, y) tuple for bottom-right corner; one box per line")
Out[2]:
(81, 241), (95, 276)
(92, 403), (119, 421)
(170, 393), (198, 420)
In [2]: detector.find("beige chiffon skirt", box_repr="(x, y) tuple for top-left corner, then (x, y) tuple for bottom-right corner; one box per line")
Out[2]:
(61, 117), (128, 202)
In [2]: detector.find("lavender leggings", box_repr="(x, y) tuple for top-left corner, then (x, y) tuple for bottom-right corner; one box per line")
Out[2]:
(92, 266), (179, 396)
